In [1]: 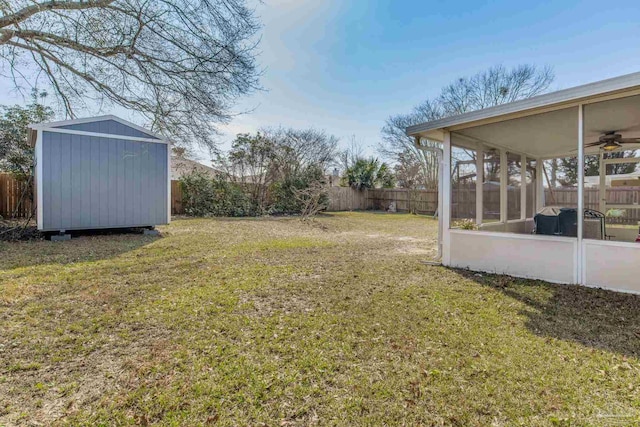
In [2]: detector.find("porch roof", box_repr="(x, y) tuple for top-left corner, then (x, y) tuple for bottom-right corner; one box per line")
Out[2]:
(406, 71), (640, 158)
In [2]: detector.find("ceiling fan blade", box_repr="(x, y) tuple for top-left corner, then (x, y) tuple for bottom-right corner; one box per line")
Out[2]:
(618, 138), (640, 143)
(594, 126), (637, 134)
(570, 142), (603, 152)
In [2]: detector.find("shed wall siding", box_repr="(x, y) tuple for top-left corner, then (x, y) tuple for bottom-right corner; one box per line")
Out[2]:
(41, 131), (168, 231)
(57, 119), (158, 139)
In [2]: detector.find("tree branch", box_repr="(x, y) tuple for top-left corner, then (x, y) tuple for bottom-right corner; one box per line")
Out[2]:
(0, 0), (115, 29)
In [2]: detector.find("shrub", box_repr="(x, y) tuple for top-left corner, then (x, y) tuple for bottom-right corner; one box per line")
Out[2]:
(606, 209), (626, 218)
(453, 218), (478, 230)
(180, 162), (330, 218)
(180, 169), (259, 217)
(292, 181), (328, 220)
(270, 165), (328, 214)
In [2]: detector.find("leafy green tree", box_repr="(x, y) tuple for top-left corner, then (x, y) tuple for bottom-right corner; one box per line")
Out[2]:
(220, 132), (277, 211)
(0, 91), (54, 178)
(342, 158), (395, 190)
(376, 162), (396, 188)
(218, 129), (337, 214)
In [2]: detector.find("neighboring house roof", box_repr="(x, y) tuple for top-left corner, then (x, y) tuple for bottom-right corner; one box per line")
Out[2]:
(171, 156), (220, 180)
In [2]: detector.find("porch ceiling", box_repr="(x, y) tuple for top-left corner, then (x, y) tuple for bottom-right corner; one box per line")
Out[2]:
(451, 94), (640, 158)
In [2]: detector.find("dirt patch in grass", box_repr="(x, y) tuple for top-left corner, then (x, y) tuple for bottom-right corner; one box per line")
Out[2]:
(2, 212), (640, 426)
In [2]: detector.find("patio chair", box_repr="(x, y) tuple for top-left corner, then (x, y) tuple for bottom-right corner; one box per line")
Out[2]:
(584, 209), (609, 240)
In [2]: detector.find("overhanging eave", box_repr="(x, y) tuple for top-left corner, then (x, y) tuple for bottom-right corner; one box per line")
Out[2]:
(406, 71), (640, 139)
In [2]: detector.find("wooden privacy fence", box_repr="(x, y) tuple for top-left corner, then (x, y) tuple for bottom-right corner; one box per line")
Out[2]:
(0, 173), (33, 219)
(171, 180), (184, 214)
(325, 187), (438, 214)
(4, 177), (638, 223)
(450, 184), (537, 221)
(324, 185), (640, 224)
(326, 187), (368, 211)
(547, 187), (640, 224)
(367, 188), (438, 214)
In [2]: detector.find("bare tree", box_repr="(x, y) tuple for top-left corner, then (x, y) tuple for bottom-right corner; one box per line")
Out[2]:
(394, 150), (427, 214)
(293, 181), (327, 220)
(336, 135), (364, 175)
(264, 127), (338, 179)
(380, 65), (554, 189)
(439, 64), (554, 115)
(0, 0), (261, 151)
(380, 99), (442, 189)
(394, 149), (425, 190)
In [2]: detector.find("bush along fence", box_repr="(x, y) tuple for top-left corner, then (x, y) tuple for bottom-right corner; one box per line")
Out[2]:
(3, 172), (639, 224)
(172, 166), (329, 217)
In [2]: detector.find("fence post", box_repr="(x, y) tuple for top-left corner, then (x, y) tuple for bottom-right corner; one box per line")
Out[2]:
(364, 187), (367, 210)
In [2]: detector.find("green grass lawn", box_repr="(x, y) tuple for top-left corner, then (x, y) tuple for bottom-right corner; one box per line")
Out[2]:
(1, 212), (640, 426)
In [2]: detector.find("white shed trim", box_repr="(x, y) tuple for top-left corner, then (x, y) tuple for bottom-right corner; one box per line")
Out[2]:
(35, 127), (168, 144)
(167, 142), (172, 224)
(35, 130), (43, 227)
(28, 114), (166, 141)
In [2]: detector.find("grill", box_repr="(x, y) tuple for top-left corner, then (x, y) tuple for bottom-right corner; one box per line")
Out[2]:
(534, 207), (578, 237)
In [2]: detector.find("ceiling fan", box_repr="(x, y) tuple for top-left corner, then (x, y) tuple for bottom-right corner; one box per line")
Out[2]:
(586, 131), (640, 151)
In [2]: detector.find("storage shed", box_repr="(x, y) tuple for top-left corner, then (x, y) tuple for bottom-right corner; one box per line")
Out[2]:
(28, 115), (170, 233)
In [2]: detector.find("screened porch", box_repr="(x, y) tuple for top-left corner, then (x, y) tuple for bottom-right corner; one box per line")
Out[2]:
(408, 73), (640, 294)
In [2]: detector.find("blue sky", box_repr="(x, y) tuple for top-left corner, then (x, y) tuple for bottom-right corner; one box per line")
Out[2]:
(2, 0), (640, 161)
(216, 0), (640, 159)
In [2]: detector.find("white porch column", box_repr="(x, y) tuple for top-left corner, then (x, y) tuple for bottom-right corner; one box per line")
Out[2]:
(500, 149), (508, 222)
(476, 145), (484, 225)
(442, 131), (452, 265)
(577, 104), (585, 284)
(520, 155), (527, 220)
(599, 153), (606, 213)
(536, 159), (545, 212)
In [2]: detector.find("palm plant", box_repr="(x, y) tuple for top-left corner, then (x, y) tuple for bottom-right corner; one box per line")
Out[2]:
(343, 158), (395, 190)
